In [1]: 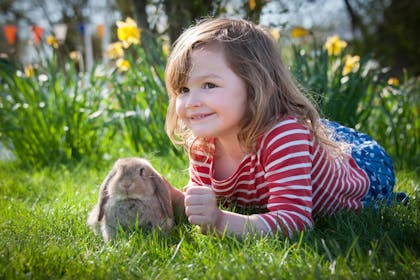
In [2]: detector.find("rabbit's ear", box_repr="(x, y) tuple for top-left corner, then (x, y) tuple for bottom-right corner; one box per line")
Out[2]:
(152, 175), (174, 218)
(96, 165), (118, 221)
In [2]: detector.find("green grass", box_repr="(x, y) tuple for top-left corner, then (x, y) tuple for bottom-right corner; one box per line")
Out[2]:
(0, 155), (419, 279)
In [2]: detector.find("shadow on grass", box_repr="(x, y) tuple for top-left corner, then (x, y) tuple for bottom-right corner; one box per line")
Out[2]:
(306, 194), (419, 261)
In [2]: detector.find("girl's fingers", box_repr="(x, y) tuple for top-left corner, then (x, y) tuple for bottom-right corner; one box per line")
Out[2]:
(183, 184), (212, 193)
(187, 214), (214, 226)
(183, 185), (220, 229)
(185, 205), (205, 216)
(184, 193), (214, 206)
(185, 185), (213, 195)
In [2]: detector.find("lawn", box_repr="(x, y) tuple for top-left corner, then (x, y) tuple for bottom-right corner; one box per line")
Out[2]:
(0, 155), (419, 279)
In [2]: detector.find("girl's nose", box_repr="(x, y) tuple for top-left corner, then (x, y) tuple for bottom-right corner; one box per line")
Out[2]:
(185, 90), (202, 109)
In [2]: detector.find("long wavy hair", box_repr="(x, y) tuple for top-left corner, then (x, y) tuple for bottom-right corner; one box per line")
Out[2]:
(165, 17), (342, 157)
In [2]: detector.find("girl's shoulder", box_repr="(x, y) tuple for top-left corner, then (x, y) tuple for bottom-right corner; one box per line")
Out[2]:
(264, 115), (310, 136)
(257, 115), (312, 148)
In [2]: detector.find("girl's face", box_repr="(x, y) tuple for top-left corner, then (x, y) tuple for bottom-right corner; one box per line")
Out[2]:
(175, 46), (247, 141)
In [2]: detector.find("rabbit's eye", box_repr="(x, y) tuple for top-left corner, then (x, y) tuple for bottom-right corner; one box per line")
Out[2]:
(139, 167), (145, 176)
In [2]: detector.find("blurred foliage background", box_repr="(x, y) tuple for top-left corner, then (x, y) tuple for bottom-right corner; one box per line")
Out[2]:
(0, 0), (419, 169)
(1, 0), (418, 76)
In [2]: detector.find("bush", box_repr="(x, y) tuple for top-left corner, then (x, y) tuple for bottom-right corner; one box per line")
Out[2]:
(103, 17), (175, 156)
(365, 75), (420, 167)
(0, 17), (178, 167)
(291, 35), (379, 128)
(290, 35), (419, 166)
(0, 56), (114, 167)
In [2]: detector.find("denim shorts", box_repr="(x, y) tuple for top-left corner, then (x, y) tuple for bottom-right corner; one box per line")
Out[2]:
(321, 119), (408, 208)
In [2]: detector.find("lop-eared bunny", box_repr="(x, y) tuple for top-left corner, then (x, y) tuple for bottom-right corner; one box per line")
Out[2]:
(87, 157), (174, 242)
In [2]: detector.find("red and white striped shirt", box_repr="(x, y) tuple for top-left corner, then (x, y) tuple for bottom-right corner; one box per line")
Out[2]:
(188, 116), (370, 237)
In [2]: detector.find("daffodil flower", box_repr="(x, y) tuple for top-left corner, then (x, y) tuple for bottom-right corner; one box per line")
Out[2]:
(47, 35), (59, 49)
(69, 51), (82, 61)
(387, 77), (400, 86)
(249, 0), (256, 11)
(291, 27), (310, 38)
(324, 35), (347, 56)
(106, 42), (124, 59)
(270, 28), (281, 42)
(24, 64), (34, 77)
(342, 55), (360, 76)
(162, 42), (170, 56)
(116, 17), (141, 48)
(116, 58), (130, 72)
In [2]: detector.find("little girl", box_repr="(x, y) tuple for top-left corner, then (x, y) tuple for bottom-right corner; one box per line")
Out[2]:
(164, 17), (406, 238)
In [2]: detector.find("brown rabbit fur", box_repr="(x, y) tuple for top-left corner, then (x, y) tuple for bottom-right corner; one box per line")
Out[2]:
(87, 157), (174, 242)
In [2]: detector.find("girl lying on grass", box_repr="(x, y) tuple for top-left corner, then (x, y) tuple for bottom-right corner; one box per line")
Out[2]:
(164, 17), (408, 238)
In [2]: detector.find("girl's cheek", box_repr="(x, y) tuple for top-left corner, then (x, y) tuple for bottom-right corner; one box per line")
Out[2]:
(175, 98), (185, 118)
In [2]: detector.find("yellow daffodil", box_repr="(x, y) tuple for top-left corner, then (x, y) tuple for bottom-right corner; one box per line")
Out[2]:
(387, 77), (400, 86)
(69, 51), (82, 61)
(24, 64), (34, 77)
(291, 27), (310, 38)
(116, 58), (130, 72)
(270, 28), (281, 42)
(162, 42), (170, 56)
(324, 35), (347, 56)
(116, 17), (141, 48)
(342, 55), (360, 76)
(47, 35), (58, 49)
(249, 0), (256, 11)
(106, 42), (124, 59)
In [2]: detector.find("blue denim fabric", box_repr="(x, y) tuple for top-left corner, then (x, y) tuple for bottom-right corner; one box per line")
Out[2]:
(321, 119), (408, 208)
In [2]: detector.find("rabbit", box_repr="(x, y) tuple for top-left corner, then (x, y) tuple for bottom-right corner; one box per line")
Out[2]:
(87, 157), (174, 242)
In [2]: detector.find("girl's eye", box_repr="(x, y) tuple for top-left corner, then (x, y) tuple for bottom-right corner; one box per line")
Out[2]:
(203, 82), (216, 89)
(179, 87), (189, 94)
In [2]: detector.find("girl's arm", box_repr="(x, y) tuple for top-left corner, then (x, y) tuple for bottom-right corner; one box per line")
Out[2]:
(184, 185), (270, 237)
(167, 180), (269, 236)
(166, 181), (187, 223)
(215, 209), (269, 237)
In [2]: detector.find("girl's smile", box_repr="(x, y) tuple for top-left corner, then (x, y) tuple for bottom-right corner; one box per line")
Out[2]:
(188, 112), (216, 121)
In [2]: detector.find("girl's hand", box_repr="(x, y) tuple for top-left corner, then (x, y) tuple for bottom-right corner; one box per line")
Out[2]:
(184, 184), (222, 233)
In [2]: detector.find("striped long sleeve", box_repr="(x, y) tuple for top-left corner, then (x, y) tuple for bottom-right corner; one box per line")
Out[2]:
(188, 116), (370, 237)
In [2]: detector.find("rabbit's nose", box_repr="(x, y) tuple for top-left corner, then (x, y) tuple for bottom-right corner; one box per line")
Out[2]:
(118, 181), (131, 191)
